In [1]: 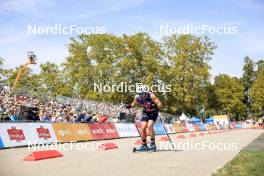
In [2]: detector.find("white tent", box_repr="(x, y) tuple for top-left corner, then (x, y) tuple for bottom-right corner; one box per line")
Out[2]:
(179, 113), (189, 121)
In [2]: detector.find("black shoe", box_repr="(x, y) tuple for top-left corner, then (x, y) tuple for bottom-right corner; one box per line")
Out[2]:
(137, 144), (148, 151)
(148, 142), (156, 151)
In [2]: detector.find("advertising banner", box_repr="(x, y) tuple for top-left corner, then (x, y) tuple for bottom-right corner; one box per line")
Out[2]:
(205, 124), (212, 131)
(198, 124), (206, 131)
(52, 123), (76, 142)
(211, 124), (217, 130)
(186, 124), (195, 132)
(101, 123), (119, 139)
(71, 123), (93, 141)
(0, 123), (34, 147)
(173, 123), (182, 133)
(180, 124), (189, 132)
(230, 123), (236, 129)
(192, 124), (200, 131)
(153, 123), (166, 135)
(136, 123), (147, 136)
(242, 123), (251, 129)
(0, 136), (4, 149)
(173, 123), (189, 133)
(114, 123), (139, 137)
(28, 123), (57, 144)
(136, 123), (166, 136)
(235, 124), (243, 128)
(214, 124), (221, 130)
(88, 123), (107, 140)
(224, 124), (229, 129)
(164, 124), (175, 134)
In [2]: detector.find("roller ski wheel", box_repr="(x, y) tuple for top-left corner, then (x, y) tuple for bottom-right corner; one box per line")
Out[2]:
(148, 143), (157, 152)
(133, 144), (148, 153)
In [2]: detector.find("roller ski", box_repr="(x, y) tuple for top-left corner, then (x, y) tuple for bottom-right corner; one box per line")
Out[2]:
(133, 144), (148, 153)
(147, 142), (157, 152)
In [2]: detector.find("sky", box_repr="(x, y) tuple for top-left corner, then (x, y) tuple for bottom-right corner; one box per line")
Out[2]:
(0, 0), (263, 78)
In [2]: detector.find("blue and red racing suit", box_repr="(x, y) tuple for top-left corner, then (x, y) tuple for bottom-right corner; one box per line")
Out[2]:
(136, 92), (159, 122)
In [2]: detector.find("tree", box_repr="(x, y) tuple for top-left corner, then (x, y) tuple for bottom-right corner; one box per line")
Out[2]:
(241, 56), (256, 117)
(214, 74), (245, 120)
(63, 33), (162, 103)
(251, 64), (264, 115)
(204, 83), (218, 118)
(256, 59), (264, 73)
(39, 61), (64, 97)
(62, 33), (217, 114)
(6, 66), (40, 97)
(63, 33), (124, 100)
(117, 33), (162, 103)
(0, 58), (11, 84)
(161, 34), (216, 114)
(0, 57), (4, 81)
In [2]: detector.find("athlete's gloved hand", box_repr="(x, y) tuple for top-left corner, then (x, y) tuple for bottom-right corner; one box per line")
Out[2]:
(126, 104), (132, 109)
(143, 103), (151, 108)
(146, 108), (152, 112)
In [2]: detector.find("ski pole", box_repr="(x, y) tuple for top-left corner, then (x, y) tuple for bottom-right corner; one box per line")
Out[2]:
(159, 114), (176, 150)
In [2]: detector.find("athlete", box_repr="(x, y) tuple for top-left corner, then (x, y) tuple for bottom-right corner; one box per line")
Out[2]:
(126, 85), (162, 151)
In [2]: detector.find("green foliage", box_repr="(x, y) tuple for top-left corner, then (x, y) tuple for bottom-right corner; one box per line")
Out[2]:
(39, 61), (64, 97)
(251, 68), (264, 115)
(256, 59), (264, 73)
(1, 33), (263, 118)
(63, 33), (164, 103)
(161, 34), (216, 114)
(212, 151), (264, 176)
(241, 56), (256, 116)
(61, 33), (216, 114)
(214, 74), (245, 120)
(0, 58), (12, 84)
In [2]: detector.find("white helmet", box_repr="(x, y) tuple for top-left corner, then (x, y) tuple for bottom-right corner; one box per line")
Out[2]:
(136, 85), (147, 96)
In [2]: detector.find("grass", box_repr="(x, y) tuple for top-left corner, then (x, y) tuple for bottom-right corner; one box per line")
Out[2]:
(211, 151), (264, 176)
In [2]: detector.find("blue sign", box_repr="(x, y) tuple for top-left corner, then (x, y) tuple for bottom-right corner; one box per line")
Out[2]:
(154, 124), (166, 135)
(235, 124), (243, 129)
(198, 124), (206, 131)
(0, 137), (4, 149)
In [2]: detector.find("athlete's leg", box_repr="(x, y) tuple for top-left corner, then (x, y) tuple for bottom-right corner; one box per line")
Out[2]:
(141, 112), (148, 145)
(147, 120), (155, 145)
(141, 121), (148, 143)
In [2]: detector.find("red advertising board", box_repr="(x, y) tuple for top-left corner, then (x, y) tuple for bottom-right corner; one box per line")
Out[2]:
(193, 124), (200, 131)
(36, 126), (51, 140)
(7, 126), (26, 142)
(88, 123), (107, 140)
(180, 124), (189, 132)
(101, 123), (119, 139)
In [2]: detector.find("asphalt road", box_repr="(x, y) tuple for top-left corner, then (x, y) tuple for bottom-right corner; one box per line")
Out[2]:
(0, 129), (263, 176)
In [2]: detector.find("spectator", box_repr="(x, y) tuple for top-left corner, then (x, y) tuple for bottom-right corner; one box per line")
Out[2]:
(1, 85), (168, 123)
(10, 111), (18, 121)
(76, 111), (86, 122)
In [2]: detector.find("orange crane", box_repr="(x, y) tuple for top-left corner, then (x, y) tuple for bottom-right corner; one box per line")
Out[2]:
(12, 52), (37, 93)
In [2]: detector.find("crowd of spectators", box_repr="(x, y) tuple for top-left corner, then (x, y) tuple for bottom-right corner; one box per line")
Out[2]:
(0, 85), (142, 123)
